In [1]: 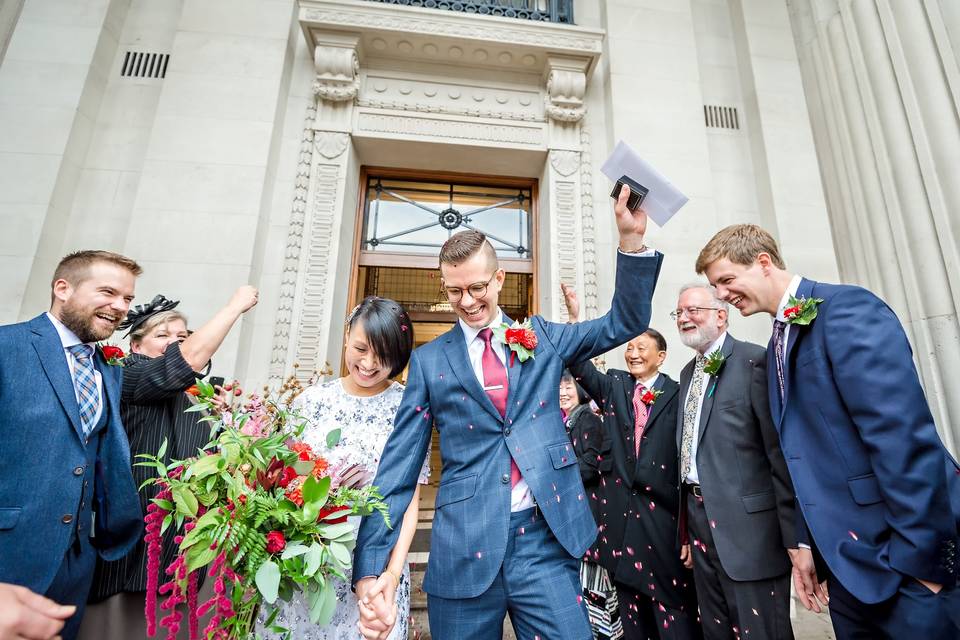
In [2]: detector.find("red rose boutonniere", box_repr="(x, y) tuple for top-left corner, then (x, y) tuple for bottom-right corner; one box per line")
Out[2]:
(640, 388), (663, 406)
(783, 295), (824, 326)
(492, 319), (538, 367)
(100, 344), (126, 366)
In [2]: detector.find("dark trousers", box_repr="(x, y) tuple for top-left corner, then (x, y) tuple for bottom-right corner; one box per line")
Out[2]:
(828, 573), (959, 640)
(614, 582), (701, 640)
(427, 507), (592, 639)
(45, 536), (97, 640)
(686, 492), (793, 640)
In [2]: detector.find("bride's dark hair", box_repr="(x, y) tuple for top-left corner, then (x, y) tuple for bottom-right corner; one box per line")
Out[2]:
(346, 296), (414, 378)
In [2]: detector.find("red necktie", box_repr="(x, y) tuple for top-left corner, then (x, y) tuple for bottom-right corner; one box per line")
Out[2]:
(632, 383), (649, 456)
(478, 328), (520, 487)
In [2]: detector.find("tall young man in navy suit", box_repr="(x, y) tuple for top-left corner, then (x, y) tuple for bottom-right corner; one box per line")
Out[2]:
(354, 187), (662, 639)
(696, 224), (960, 639)
(0, 251), (145, 639)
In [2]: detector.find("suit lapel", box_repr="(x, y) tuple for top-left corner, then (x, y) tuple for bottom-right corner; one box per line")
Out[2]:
(443, 323), (503, 423)
(502, 315), (527, 421)
(97, 350), (119, 429)
(697, 335), (735, 444)
(645, 374), (673, 429)
(29, 315), (85, 441)
(778, 278), (815, 424)
(767, 334), (783, 428)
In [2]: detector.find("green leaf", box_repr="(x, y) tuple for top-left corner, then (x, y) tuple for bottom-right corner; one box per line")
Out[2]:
(328, 541), (351, 568)
(321, 521), (354, 540)
(325, 428), (342, 448)
(188, 454), (222, 480)
(185, 541), (218, 573)
(304, 543), (322, 577)
(310, 578), (337, 625)
(292, 459), (315, 476)
(157, 439), (168, 460)
(171, 486), (199, 518)
(255, 560), (281, 604)
(196, 377), (215, 397)
(160, 514), (172, 534)
(301, 476), (330, 508)
(280, 543), (311, 560)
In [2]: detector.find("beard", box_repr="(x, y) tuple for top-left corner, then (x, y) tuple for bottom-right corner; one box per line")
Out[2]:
(59, 302), (121, 343)
(678, 324), (721, 353)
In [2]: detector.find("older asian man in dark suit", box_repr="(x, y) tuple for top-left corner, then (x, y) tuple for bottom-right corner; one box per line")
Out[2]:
(674, 284), (797, 640)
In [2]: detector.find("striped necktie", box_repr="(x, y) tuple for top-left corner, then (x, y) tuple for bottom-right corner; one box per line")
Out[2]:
(68, 344), (100, 436)
(632, 382), (649, 456)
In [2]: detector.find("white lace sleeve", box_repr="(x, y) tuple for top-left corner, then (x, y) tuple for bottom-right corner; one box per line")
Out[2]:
(418, 437), (432, 485)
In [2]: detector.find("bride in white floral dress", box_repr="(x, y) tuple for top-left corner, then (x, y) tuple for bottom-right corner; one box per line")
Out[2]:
(259, 297), (429, 640)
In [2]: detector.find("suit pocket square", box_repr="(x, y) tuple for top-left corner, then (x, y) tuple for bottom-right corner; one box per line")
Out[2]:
(548, 442), (579, 470)
(847, 474), (883, 505)
(0, 507), (21, 530)
(741, 491), (776, 513)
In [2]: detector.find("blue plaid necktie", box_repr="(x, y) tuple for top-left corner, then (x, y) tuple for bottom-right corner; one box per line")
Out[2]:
(67, 344), (100, 436)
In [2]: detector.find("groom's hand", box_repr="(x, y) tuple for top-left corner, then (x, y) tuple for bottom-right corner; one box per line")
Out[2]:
(356, 576), (396, 639)
(613, 184), (649, 252)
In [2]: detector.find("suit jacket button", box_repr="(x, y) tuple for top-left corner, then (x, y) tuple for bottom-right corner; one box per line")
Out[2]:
(501, 474), (510, 484)
(504, 427), (512, 436)
(61, 514), (73, 524)
(73, 466), (84, 476)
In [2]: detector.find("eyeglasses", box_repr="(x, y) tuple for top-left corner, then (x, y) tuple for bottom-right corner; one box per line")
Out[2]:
(441, 273), (497, 302)
(669, 306), (721, 320)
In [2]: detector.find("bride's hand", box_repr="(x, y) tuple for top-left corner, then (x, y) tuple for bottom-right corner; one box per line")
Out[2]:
(357, 576), (397, 639)
(336, 463), (372, 490)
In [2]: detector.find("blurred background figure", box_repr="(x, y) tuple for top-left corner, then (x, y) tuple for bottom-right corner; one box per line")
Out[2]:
(559, 369), (621, 640)
(78, 286), (258, 640)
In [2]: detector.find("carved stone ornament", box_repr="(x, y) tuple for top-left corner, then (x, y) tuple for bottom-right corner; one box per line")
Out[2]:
(313, 44), (360, 102)
(549, 150), (580, 177)
(315, 131), (349, 159)
(545, 67), (586, 123)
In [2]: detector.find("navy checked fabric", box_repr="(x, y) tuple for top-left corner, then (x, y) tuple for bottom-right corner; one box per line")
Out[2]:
(68, 344), (100, 436)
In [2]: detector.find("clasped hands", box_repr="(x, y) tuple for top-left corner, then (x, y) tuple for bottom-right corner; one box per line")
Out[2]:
(355, 572), (400, 640)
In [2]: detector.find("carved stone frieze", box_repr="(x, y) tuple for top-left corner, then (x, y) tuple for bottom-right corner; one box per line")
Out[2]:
(579, 124), (598, 317)
(355, 111), (544, 147)
(544, 55), (589, 123)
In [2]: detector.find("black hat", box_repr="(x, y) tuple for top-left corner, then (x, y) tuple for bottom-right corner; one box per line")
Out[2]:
(119, 294), (180, 338)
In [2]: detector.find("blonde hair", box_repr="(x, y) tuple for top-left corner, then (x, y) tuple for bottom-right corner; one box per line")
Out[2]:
(129, 310), (188, 345)
(695, 224), (786, 274)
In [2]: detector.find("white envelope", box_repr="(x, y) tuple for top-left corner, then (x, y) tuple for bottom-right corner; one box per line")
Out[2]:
(600, 141), (688, 227)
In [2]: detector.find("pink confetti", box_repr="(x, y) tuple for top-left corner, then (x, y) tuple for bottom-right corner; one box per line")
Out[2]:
(710, 520), (717, 528)
(648, 501), (656, 511)
(475, 551), (483, 559)
(752, 608), (759, 616)
(626, 546), (635, 556)
(848, 530), (859, 541)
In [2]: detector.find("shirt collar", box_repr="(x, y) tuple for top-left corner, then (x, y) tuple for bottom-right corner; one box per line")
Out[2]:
(775, 275), (804, 322)
(636, 372), (660, 389)
(46, 311), (87, 349)
(459, 308), (504, 345)
(699, 330), (727, 359)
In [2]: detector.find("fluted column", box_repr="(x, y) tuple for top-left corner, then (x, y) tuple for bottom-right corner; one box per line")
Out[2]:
(788, 0), (960, 454)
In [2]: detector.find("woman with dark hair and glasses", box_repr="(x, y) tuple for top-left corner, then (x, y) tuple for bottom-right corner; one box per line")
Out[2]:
(258, 296), (430, 640)
(79, 286), (259, 640)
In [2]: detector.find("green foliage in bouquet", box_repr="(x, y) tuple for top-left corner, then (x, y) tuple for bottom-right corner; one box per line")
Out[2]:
(137, 377), (390, 640)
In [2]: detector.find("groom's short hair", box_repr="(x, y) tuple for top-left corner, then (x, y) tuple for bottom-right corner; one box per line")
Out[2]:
(439, 230), (498, 270)
(52, 249), (143, 287)
(695, 224), (786, 273)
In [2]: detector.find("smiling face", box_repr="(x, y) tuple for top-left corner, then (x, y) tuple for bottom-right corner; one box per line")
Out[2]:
(676, 287), (727, 353)
(53, 261), (136, 343)
(704, 255), (782, 317)
(343, 319), (392, 391)
(624, 333), (665, 380)
(132, 319), (189, 358)
(440, 250), (504, 329)
(558, 378), (580, 414)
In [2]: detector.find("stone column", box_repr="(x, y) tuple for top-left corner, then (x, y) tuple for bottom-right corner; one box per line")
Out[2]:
(270, 32), (360, 384)
(542, 55), (599, 322)
(788, 0), (960, 454)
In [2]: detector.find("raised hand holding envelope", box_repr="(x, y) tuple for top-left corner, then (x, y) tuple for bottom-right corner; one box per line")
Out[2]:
(601, 140), (689, 226)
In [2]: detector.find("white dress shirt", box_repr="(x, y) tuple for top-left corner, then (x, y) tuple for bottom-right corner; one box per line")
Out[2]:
(682, 331), (727, 485)
(46, 311), (104, 428)
(459, 309), (535, 512)
(775, 275), (804, 351)
(635, 372), (660, 396)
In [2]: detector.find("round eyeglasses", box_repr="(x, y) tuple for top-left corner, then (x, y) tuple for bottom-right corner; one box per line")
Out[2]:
(669, 306), (721, 320)
(441, 273), (497, 303)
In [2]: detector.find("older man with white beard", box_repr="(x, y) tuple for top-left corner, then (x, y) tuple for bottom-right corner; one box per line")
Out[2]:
(674, 284), (800, 640)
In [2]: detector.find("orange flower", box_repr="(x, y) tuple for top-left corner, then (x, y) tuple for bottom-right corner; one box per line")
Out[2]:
(185, 385), (200, 396)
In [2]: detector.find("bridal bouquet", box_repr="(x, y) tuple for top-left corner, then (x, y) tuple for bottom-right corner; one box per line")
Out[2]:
(137, 377), (390, 640)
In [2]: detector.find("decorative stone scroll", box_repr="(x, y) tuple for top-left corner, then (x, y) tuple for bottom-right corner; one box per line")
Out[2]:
(312, 33), (361, 102)
(544, 55), (590, 123)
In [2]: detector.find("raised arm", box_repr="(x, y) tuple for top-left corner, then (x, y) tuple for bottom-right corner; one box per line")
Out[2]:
(177, 286), (258, 371)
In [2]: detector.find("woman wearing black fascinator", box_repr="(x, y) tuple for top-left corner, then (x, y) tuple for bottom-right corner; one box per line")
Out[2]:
(78, 286), (259, 640)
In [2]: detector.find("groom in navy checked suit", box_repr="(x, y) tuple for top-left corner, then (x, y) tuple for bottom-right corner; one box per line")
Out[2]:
(354, 187), (662, 639)
(0, 251), (145, 639)
(698, 225), (960, 639)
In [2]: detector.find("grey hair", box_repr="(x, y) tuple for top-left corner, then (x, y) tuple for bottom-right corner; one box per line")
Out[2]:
(678, 282), (729, 313)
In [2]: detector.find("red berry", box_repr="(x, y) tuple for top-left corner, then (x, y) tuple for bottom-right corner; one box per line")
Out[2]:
(234, 387), (242, 397)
